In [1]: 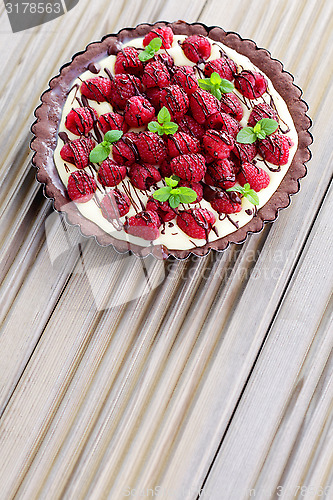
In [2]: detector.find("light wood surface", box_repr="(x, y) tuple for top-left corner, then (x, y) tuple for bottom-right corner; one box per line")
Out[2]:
(0, 0), (332, 499)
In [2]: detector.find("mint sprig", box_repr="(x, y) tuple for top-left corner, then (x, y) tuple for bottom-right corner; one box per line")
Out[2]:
(198, 72), (234, 100)
(236, 118), (279, 144)
(148, 107), (178, 136)
(227, 183), (259, 205)
(89, 130), (123, 163)
(153, 176), (197, 208)
(138, 38), (162, 62)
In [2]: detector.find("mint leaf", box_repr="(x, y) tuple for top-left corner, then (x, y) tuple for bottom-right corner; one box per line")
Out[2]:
(227, 183), (259, 206)
(149, 37), (162, 51)
(219, 79), (235, 93)
(89, 143), (110, 163)
(169, 194), (181, 208)
(104, 130), (123, 144)
(210, 71), (222, 85)
(179, 187), (198, 204)
(162, 122), (179, 135)
(253, 122), (262, 135)
(165, 176), (179, 188)
(139, 50), (154, 62)
(236, 127), (258, 144)
(148, 121), (163, 134)
(153, 186), (172, 202)
(245, 191), (260, 205)
(198, 79), (212, 91)
(198, 74), (234, 98)
(158, 106), (171, 124)
(211, 87), (222, 100)
(138, 38), (162, 62)
(148, 107), (178, 136)
(259, 118), (279, 136)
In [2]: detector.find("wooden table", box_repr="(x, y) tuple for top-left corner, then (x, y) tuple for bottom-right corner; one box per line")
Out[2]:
(0, 0), (332, 498)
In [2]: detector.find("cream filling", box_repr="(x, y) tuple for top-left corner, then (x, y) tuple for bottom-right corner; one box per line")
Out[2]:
(54, 35), (298, 251)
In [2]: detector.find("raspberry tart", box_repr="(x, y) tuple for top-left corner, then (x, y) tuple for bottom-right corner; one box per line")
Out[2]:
(31, 21), (312, 259)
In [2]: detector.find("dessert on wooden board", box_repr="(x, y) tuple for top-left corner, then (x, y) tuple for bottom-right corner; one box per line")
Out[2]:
(31, 21), (312, 259)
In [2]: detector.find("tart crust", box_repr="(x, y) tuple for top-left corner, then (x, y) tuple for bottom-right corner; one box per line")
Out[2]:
(31, 21), (312, 260)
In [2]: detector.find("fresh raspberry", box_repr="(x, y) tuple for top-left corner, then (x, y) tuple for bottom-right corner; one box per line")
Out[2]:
(60, 137), (95, 169)
(258, 134), (293, 166)
(237, 162), (270, 191)
(154, 52), (174, 69)
(204, 56), (237, 81)
(80, 77), (111, 103)
(219, 92), (243, 121)
(234, 70), (268, 99)
(109, 74), (143, 110)
(248, 102), (278, 127)
(166, 132), (200, 158)
(160, 85), (189, 120)
(65, 107), (97, 136)
(142, 61), (171, 89)
(181, 35), (211, 63)
(145, 87), (163, 110)
(100, 189), (131, 219)
(176, 115), (205, 140)
(205, 111), (241, 138)
(112, 132), (139, 166)
(128, 163), (161, 190)
(170, 153), (206, 183)
(98, 112), (128, 134)
(97, 158), (126, 187)
(146, 197), (175, 222)
(177, 208), (216, 239)
(143, 26), (174, 49)
(209, 190), (242, 214)
(232, 141), (257, 165)
(159, 159), (173, 178)
(114, 47), (144, 76)
(124, 211), (161, 240)
(205, 159), (236, 189)
(189, 89), (220, 124)
(178, 180), (203, 203)
(67, 170), (97, 203)
(124, 96), (155, 127)
(172, 66), (198, 95)
(202, 130), (235, 160)
(136, 131), (167, 165)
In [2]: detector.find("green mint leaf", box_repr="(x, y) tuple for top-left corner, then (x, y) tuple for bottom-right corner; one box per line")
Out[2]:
(104, 130), (123, 144)
(89, 143), (110, 163)
(158, 106), (171, 124)
(179, 187), (198, 204)
(170, 188), (181, 195)
(253, 122), (262, 135)
(138, 50), (154, 62)
(226, 185), (244, 194)
(210, 72), (222, 85)
(138, 38), (162, 61)
(198, 79), (212, 91)
(162, 122), (179, 135)
(211, 87), (222, 100)
(245, 191), (259, 205)
(256, 131), (266, 140)
(236, 127), (257, 144)
(165, 176), (179, 188)
(169, 194), (181, 208)
(227, 183), (259, 206)
(258, 118), (279, 136)
(153, 186), (172, 202)
(219, 79), (235, 93)
(149, 37), (162, 51)
(148, 121), (162, 134)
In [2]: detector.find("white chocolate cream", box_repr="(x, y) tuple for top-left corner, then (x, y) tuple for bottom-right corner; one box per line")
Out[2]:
(54, 35), (298, 251)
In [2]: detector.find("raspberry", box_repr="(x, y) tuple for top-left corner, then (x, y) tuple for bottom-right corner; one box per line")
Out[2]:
(176, 115), (205, 140)
(109, 74), (143, 110)
(60, 137), (95, 169)
(65, 107), (97, 136)
(258, 134), (293, 166)
(146, 197), (175, 222)
(124, 96), (155, 128)
(166, 132), (200, 158)
(177, 208), (216, 239)
(98, 112), (128, 134)
(143, 26), (174, 49)
(178, 180), (203, 203)
(232, 141), (257, 165)
(100, 189), (131, 219)
(97, 158), (126, 187)
(114, 47), (143, 76)
(172, 66), (198, 95)
(237, 162), (270, 191)
(219, 92), (243, 121)
(159, 159), (173, 178)
(202, 130), (235, 160)
(154, 52), (174, 69)
(128, 163), (161, 190)
(112, 132), (139, 166)
(67, 170), (97, 203)
(142, 61), (171, 89)
(160, 85), (189, 120)
(189, 89), (220, 124)
(205, 159), (236, 189)
(170, 153), (206, 182)
(145, 87), (163, 111)
(80, 77), (111, 103)
(181, 35), (211, 63)
(235, 70), (268, 99)
(204, 56), (237, 81)
(248, 102), (278, 127)
(136, 131), (167, 164)
(205, 112), (241, 138)
(124, 211), (161, 240)
(209, 190), (242, 214)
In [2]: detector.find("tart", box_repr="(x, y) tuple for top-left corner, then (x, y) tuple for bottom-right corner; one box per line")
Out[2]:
(31, 21), (312, 259)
